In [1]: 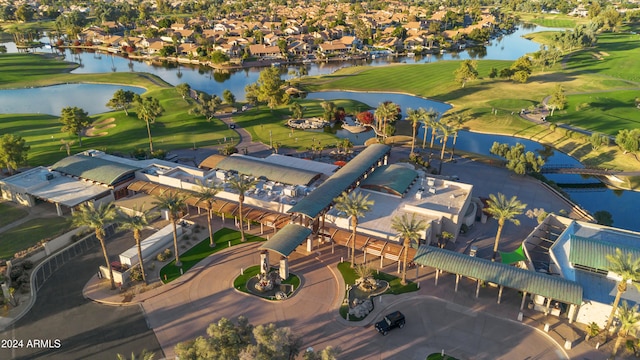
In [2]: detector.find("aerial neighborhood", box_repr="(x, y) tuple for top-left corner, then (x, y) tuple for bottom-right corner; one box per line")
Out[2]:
(1, 0), (640, 359)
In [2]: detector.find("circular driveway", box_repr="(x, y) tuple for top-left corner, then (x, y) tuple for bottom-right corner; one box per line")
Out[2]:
(139, 242), (566, 360)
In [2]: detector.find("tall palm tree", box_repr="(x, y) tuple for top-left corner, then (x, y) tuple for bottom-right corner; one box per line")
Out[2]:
(406, 108), (424, 156)
(374, 102), (398, 139)
(612, 301), (640, 358)
(72, 202), (117, 289)
(153, 191), (187, 267)
(484, 193), (527, 261)
(604, 248), (640, 337)
(194, 179), (223, 247)
(226, 175), (257, 242)
(334, 191), (374, 268)
(445, 110), (469, 161)
(135, 96), (164, 153)
(117, 206), (155, 284)
(437, 123), (452, 174)
(391, 213), (427, 285)
(421, 108), (438, 149)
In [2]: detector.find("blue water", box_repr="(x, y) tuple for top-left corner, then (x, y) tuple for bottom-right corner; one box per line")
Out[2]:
(0, 84), (145, 115)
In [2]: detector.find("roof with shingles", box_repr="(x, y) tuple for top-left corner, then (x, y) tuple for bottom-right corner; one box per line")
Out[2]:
(260, 224), (312, 257)
(51, 154), (139, 186)
(414, 246), (583, 305)
(288, 144), (390, 219)
(360, 164), (418, 197)
(569, 235), (640, 271)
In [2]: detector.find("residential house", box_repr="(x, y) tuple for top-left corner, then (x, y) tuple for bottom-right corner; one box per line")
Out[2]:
(248, 44), (282, 58)
(318, 41), (347, 55)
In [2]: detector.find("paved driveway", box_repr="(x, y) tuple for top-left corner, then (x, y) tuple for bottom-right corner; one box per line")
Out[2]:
(138, 242), (566, 360)
(0, 235), (161, 360)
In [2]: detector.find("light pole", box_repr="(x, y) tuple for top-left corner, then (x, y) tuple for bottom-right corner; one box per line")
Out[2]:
(269, 130), (273, 149)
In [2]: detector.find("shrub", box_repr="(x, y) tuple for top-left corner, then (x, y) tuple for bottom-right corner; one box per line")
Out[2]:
(19, 282), (30, 294)
(182, 235), (190, 241)
(21, 260), (33, 270)
(129, 265), (144, 282)
(9, 268), (24, 282)
(15, 274), (29, 287)
(156, 249), (173, 262)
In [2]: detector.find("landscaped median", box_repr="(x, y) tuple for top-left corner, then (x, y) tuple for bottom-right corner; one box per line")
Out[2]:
(233, 265), (300, 300)
(159, 228), (264, 283)
(337, 262), (418, 321)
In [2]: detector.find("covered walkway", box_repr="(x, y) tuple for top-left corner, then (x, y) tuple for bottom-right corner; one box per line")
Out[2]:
(127, 180), (291, 231)
(414, 246), (583, 322)
(259, 224), (313, 280)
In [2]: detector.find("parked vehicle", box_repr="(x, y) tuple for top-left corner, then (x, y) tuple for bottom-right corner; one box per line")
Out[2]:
(375, 311), (405, 335)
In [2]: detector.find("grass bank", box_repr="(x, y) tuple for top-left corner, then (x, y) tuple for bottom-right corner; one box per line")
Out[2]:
(0, 217), (72, 260)
(304, 31), (640, 171)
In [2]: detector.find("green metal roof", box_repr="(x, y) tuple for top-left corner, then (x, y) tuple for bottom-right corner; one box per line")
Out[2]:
(360, 164), (418, 197)
(414, 246), (583, 305)
(260, 224), (312, 257)
(289, 144), (390, 218)
(569, 235), (640, 271)
(51, 154), (139, 186)
(216, 156), (322, 186)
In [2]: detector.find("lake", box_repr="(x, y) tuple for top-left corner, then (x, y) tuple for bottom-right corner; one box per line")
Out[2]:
(0, 84), (145, 116)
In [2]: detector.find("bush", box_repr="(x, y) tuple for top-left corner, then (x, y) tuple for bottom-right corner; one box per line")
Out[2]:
(129, 265), (144, 282)
(9, 268), (24, 282)
(21, 260), (33, 270)
(156, 248), (173, 262)
(182, 235), (190, 241)
(19, 282), (30, 294)
(15, 274), (29, 287)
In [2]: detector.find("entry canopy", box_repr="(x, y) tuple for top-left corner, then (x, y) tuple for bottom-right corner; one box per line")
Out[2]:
(499, 244), (527, 265)
(260, 224), (312, 257)
(414, 246), (582, 305)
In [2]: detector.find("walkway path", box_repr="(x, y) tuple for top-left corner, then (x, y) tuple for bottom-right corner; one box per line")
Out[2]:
(216, 113), (272, 156)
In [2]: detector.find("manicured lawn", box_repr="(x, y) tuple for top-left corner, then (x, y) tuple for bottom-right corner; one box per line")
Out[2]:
(517, 12), (584, 28)
(0, 217), (72, 260)
(232, 98), (370, 151)
(304, 31), (640, 171)
(336, 262), (418, 319)
(522, 31), (563, 46)
(552, 90), (640, 135)
(0, 202), (28, 228)
(160, 228), (265, 283)
(0, 90), (237, 166)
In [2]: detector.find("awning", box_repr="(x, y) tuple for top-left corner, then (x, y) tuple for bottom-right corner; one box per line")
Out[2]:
(260, 224), (312, 257)
(500, 244), (527, 264)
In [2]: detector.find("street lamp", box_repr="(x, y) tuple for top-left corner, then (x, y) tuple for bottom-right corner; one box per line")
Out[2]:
(269, 130), (273, 149)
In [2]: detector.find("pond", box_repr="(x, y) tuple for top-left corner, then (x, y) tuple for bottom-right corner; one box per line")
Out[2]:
(0, 83), (145, 116)
(0, 24), (563, 101)
(308, 90), (638, 232)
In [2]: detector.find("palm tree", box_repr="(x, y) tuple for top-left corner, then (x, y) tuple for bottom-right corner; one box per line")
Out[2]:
(194, 179), (223, 247)
(406, 108), (424, 156)
(421, 108), (438, 149)
(445, 110), (469, 161)
(437, 123), (452, 174)
(72, 202), (117, 289)
(226, 175), (257, 242)
(604, 248), (640, 337)
(135, 96), (164, 153)
(334, 191), (374, 268)
(374, 102), (398, 139)
(612, 301), (640, 358)
(483, 193), (527, 261)
(391, 213), (427, 285)
(117, 206), (155, 284)
(116, 349), (155, 360)
(153, 191), (187, 267)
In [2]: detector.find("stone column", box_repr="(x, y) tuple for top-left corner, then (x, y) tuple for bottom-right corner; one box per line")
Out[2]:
(568, 304), (577, 324)
(260, 250), (269, 275)
(55, 202), (63, 216)
(279, 256), (289, 280)
(306, 236), (312, 252)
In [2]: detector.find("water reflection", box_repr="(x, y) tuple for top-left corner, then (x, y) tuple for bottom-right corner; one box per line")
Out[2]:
(0, 84), (144, 115)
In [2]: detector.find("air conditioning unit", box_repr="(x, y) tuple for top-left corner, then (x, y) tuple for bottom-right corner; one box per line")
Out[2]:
(45, 173), (55, 181)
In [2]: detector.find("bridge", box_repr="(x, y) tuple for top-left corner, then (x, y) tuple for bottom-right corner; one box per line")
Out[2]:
(541, 164), (640, 177)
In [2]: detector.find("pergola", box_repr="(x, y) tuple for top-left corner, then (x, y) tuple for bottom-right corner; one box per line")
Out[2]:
(413, 246), (583, 322)
(127, 180), (291, 232)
